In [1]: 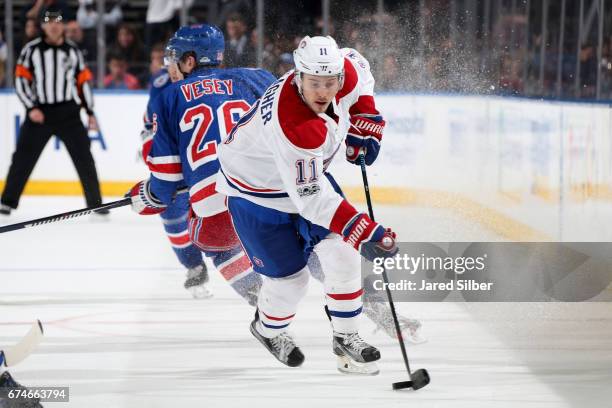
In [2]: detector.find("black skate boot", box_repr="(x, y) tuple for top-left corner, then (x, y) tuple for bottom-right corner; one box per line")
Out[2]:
(184, 263), (213, 299)
(333, 332), (381, 375)
(249, 311), (304, 367)
(0, 371), (44, 407)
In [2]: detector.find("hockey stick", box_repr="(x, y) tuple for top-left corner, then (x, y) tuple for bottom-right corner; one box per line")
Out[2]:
(0, 197), (131, 234)
(0, 320), (44, 367)
(358, 154), (430, 391)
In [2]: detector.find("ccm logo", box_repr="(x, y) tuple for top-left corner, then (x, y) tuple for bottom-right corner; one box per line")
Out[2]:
(347, 218), (370, 247)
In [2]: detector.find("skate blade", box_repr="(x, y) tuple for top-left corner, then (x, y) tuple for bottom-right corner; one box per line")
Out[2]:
(189, 285), (213, 299)
(336, 355), (379, 375)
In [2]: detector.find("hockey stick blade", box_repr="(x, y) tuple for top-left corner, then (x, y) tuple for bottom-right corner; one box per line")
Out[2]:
(0, 197), (131, 234)
(392, 369), (430, 391)
(1, 320), (44, 367)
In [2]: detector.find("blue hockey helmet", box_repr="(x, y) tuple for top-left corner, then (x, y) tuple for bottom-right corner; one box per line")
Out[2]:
(165, 24), (225, 67)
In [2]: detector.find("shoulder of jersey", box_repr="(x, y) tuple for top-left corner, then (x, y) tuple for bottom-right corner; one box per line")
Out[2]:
(336, 49), (362, 100)
(65, 39), (79, 49)
(277, 72), (327, 150)
(224, 67), (274, 80)
(23, 37), (43, 49)
(152, 70), (170, 89)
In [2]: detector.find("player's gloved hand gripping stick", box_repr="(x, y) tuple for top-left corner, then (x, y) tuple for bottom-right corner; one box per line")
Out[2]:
(358, 154), (430, 391)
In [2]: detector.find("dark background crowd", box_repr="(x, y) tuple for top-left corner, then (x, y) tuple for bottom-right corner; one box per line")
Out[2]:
(0, 0), (611, 100)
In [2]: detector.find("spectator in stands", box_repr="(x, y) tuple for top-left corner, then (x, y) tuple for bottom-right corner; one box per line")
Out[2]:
(498, 55), (523, 95)
(24, 18), (41, 43)
(224, 12), (253, 67)
(104, 51), (140, 90)
(145, 0), (193, 53)
(146, 43), (165, 88)
(112, 23), (145, 78)
(579, 44), (598, 97)
(14, 17), (41, 53)
(76, 0), (123, 30)
(216, 0), (253, 27)
(602, 38), (612, 98)
(248, 29), (277, 71)
(275, 52), (293, 77)
(377, 53), (404, 92)
(65, 20), (96, 63)
(24, 0), (72, 22)
(0, 30), (6, 87)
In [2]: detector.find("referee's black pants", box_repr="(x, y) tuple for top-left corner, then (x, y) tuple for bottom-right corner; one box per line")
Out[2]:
(1, 102), (103, 209)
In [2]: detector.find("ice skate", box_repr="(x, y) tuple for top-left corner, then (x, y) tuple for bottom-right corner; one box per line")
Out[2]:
(249, 311), (304, 367)
(333, 332), (380, 375)
(0, 371), (44, 407)
(184, 263), (213, 299)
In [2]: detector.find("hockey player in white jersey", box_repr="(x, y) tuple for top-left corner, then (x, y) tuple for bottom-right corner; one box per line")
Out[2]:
(217, 35), (398, 374)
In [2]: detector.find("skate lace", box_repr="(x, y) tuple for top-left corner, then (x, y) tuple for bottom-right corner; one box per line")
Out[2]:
(270, 333), (296, 361)
(343, 332), (369, 353)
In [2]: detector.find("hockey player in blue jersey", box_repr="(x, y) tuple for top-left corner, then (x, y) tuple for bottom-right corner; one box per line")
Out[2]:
(129, 24), (274, 305)
(141, 65), (211, 299)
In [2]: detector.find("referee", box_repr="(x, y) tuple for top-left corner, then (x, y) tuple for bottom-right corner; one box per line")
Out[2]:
(0, 6), (105, 216)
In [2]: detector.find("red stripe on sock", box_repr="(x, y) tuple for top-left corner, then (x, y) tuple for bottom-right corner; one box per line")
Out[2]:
(327, 288), (364, 300)
(261, 311), (295, 321)
(219, 255), (251, 281)
(168, 233), (190, 246)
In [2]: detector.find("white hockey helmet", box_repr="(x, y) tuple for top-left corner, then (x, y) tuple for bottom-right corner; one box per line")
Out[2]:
(293, 35), (345, 88)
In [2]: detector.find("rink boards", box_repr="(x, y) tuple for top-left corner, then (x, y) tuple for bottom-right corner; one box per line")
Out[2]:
(0, 90), (611, 240)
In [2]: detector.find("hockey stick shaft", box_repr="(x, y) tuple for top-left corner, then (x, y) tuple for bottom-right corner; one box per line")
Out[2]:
(358, 155), (413, 377)
(0, 197), (131, 234)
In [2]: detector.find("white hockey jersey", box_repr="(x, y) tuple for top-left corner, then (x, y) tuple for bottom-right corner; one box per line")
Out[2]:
(216, 49), (381, 236)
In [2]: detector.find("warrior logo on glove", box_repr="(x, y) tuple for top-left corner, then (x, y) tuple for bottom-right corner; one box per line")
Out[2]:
(345, 115), (386, 166)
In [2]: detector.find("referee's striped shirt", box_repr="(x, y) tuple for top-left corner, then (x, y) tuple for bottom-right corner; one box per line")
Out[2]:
(15, 37), (94, 114)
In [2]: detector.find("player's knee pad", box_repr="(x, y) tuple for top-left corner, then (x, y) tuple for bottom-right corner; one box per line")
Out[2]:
(314, 233), (361, 287)
(259, 266), (310, 310)
(188, 210), (240, 251)
(257, 268), (309, 336)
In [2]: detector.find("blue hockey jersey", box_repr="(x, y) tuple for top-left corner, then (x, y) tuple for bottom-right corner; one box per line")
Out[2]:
(146, 67), (276, 217)
(142, 69), (172, 160)
(147, 68), (172, 121)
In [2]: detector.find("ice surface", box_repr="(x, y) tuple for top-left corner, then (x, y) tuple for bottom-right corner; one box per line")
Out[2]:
(1, 197), (611, 407)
